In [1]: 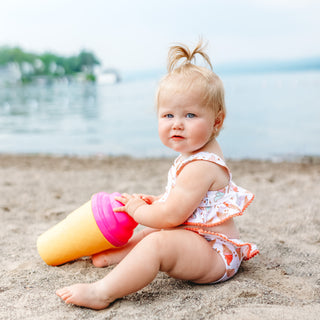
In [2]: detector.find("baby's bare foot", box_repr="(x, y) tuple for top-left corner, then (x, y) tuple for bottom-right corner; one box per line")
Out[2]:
(92, 247), (130, 268)
(92, 229), (156, 268)
(92, 251), (112, 267)
(56, 282), (113, 310)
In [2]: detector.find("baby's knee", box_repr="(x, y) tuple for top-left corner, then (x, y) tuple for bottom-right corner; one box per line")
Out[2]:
(140, 230), (169, 252)
(142, 229), (164, 243)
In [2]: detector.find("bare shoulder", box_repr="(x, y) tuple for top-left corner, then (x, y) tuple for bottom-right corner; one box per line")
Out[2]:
(178, 159), (229, 190)
(177, 159), (220, 183)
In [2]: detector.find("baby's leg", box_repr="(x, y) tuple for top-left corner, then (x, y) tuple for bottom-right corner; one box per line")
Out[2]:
(56, 229), (225, 309)
(92, 227), (157, 267)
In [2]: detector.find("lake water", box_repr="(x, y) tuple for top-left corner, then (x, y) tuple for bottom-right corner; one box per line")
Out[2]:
(0, 70), (319, 160)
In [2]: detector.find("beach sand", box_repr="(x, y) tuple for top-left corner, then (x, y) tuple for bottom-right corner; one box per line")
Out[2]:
(0, 154), (319, 319)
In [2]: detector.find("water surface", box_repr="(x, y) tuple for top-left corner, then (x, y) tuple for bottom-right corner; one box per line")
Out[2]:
(0, 70), (319, 160)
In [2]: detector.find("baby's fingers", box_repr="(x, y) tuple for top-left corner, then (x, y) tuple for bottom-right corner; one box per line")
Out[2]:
(115, 194), (130, 205)
(113, 206), (126, 213)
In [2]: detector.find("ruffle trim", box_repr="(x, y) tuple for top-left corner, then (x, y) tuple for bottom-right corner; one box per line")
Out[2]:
(185, 227), (259, 261)
(183, 193), (255, 228)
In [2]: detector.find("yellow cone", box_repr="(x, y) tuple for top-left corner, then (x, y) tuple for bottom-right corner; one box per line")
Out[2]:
(37, 200), (115, 266)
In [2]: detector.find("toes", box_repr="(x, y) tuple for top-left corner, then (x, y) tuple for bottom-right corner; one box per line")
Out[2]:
(56, 287), (72, 302)
(92, 257), (108, 268)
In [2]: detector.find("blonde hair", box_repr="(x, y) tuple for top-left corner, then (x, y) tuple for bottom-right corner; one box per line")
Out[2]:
(156, 40), (226, 136)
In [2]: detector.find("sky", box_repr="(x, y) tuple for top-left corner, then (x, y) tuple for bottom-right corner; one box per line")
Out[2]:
(1, 0), (320, 73)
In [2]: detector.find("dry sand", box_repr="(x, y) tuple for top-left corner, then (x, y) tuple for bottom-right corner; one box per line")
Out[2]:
(0, 154), (319, 320)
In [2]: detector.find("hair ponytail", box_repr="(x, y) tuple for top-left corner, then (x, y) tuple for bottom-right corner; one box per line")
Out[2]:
(167, 40), (213, 72)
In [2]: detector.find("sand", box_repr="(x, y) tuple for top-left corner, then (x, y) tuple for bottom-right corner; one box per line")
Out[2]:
(0, 154), (319, 319)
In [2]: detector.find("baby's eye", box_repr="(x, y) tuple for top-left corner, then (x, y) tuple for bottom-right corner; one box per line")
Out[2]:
(165, 114), (174, 118)
(186, 113), (196, 118)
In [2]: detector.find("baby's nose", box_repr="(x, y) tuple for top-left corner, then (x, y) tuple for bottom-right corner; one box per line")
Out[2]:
(172, 118), (184, 129)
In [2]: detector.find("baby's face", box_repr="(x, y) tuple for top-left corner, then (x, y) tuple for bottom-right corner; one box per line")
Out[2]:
(157, 85), (216, 157)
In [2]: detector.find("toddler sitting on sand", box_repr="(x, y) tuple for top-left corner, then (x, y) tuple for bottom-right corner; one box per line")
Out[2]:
(57, 40), (258, 309)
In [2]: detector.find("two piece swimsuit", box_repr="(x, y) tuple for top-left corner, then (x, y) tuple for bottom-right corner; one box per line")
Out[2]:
(159, 152), (259, 283)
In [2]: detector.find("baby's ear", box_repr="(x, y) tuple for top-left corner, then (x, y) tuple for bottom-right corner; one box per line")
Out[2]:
(214, 111), (225, 130)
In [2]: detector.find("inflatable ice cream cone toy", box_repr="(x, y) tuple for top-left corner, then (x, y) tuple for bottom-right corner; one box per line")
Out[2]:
(37, 192), (137, 266)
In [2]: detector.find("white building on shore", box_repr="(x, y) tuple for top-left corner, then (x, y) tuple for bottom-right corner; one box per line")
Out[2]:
(96, 68), (121, 85)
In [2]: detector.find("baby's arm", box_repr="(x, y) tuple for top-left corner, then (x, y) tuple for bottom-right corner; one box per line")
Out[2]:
(115, 161), (218, 229)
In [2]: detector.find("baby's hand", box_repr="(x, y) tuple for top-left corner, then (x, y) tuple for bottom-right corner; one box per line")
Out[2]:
(114, 193), (148, 219)
(132, 193), (157, 205)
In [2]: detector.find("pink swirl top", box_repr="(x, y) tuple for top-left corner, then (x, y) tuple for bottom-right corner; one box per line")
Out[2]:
(91, 192), (138, 247)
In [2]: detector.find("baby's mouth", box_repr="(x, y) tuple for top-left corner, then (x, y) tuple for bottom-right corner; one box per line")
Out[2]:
(171, 135), (184, 140)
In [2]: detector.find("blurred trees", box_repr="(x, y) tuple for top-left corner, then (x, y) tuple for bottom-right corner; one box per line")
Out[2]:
(0, 46), (100, 82)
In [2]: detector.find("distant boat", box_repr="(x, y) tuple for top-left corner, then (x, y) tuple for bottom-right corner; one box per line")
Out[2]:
(96, 68), (121, 84)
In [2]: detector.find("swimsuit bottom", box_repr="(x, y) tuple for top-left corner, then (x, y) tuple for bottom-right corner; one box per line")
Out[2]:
(185, 228), (259, 283)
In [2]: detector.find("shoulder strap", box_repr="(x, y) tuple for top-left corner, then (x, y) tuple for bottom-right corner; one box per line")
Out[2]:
(176, 152), (231, 179)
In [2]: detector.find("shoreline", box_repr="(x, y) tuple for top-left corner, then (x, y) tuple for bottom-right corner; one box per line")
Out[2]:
(1, 151), (320, 163)
(1, 154), (319, 319)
